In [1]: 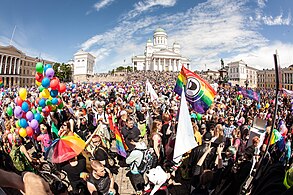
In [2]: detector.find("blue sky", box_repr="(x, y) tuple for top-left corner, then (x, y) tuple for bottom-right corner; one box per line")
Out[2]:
(0, 0), (292, 72)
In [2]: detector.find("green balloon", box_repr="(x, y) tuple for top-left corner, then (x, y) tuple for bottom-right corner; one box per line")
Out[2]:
(39, 85), (45, 92)
(58, 102), (64, 109)
(40, 115), (44, 123)
(31, 108), (37, 114)
(46, 100), (52, 106)
(196, 113), (202, 121)
(37, 106), (42, 112)
(6, 106), (13, 116)
(36, 62), (44, 73)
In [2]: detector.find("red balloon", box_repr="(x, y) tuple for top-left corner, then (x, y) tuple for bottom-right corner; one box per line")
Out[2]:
(15, 128), (20, 135)
(45, 106), (51, 113)
(58, 83), (66, 93)
(36, 98), (40, 105)
(129, 101), (134, 107)
(35, 72), (43, 82)
(16, 97), (23, 106)
(26, 126), (34, 136)
(22, 112), (27, 119)
(52, 77), (60, 83)
(50, 79), (60, 90)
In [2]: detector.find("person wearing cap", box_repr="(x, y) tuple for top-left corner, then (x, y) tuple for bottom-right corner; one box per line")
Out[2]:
(189, 132), (217, 190)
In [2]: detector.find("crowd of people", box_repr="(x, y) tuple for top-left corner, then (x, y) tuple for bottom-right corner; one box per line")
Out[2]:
(0, 70), (292, 195)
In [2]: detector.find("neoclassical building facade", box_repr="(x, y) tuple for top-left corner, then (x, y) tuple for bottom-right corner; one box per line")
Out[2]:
(0, 45), (54, 87)
(132, 28), (190, 71)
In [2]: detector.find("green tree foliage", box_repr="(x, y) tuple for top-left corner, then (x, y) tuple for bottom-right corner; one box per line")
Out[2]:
(53, 63), (72, 82)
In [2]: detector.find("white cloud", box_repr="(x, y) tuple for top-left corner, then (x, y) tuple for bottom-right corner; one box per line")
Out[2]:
(226, 42), (293, 69)
(94, 0), (115, 12)
(80, 0), (293, 73)
(124, 0), (176, 20)
(257, 0), (268, 8)
(262, 12), (292, 25)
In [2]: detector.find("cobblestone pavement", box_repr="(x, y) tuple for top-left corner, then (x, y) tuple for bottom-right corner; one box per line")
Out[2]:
(113, 165), (190, 195)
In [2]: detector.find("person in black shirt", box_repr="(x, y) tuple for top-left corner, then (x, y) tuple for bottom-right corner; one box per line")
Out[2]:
(92, 135), (110, 168)
(61, 155), (89, 195)
(87, 160), (115, 195)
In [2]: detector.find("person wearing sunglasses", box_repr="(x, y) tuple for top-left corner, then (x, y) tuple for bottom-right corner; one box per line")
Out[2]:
(58, 121), (74, 137)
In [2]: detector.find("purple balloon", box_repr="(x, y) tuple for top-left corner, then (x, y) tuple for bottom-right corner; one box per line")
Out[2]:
(14, 106), (23, 119)
(30, 119), (39, 129)
(45, 68), (54, 79)
(34, 127), (40, 135)
(26, 111), (34, 121)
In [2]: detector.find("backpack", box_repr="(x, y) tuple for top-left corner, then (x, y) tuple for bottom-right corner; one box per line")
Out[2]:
(135, 148), (158, 173)
(9, 145), (27, 172)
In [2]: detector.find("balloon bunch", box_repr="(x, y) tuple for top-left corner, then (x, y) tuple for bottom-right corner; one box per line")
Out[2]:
(35, 63), (66, 113)
(6, 88), (36, 138)
(5, 63), (67, 138)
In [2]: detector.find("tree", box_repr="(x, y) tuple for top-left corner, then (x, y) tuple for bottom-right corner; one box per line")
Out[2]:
(53, 63), (72, 82)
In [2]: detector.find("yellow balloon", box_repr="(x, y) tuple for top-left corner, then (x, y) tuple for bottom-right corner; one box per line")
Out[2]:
(42, 89), (50, 99)
(265, 103), (269, 108)
(49, 96), (53, 100)
(19, 88), (27, 100)
(39, 93), (43, 98)
(36, 81), (41, 86)
(19, 128), (27, 138)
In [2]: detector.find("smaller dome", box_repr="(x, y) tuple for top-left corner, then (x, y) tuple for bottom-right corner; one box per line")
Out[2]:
(147, 38), (152, 43)
(173, 41), (180, 45)
(155, 28), (165, 33)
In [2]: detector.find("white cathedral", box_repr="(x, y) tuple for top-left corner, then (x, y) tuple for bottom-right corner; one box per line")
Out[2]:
(132, 28), (190, 71)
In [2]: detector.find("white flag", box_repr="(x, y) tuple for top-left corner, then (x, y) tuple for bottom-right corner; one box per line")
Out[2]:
(146, 80), (158, 102)
(173, 89), (197, 163)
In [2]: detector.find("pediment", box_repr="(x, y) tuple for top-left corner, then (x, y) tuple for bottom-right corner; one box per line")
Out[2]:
(153, 49), (181, 57)
(0, 45), (24, 56)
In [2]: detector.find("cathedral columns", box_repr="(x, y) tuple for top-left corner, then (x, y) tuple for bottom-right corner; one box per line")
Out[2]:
(163, 58), (166, 71)
(0, 55), (3, 74)
(158, 58), (161, 71)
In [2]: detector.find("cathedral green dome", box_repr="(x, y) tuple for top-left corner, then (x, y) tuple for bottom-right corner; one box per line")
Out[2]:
(155, 28), (166, 33)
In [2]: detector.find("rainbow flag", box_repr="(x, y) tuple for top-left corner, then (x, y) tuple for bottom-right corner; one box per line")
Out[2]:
(114, 126), (128, 158)
(174, 66), (216, 114)
(0, 77), (3, 88)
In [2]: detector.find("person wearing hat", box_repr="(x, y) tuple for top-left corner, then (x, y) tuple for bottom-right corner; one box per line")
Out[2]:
(189, 132), (217, 190)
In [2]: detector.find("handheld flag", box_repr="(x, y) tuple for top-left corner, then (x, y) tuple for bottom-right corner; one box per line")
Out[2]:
(0, 77), (3, 88)
(114, 126), (128, 158)
(146, 79), (158, 102)
(238, 87), (260, 101)
(174, 66), (216, 114)
(173, 89), (197, 163)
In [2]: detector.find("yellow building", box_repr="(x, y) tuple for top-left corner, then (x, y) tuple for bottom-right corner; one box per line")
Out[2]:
(257, 65), (293, 90)
(0, 45), (54, 87)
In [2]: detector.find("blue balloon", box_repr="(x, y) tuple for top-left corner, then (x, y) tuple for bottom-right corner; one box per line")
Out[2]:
(39, 98), (46, 108)
(34, 113), (41, 122)
(44, 64), (52, 73)
(41, 77), (50, 88)
(21, 102), (29, 112)
(50, 90), (58, 98)
(51, 98), (58, 105)
(72, 84), (76, 89)
(20, 118), (28, 128)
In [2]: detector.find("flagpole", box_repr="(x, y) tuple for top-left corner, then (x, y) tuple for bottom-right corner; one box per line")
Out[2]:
(240, 52), (280, 194)
(9, 25), (16, 45)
